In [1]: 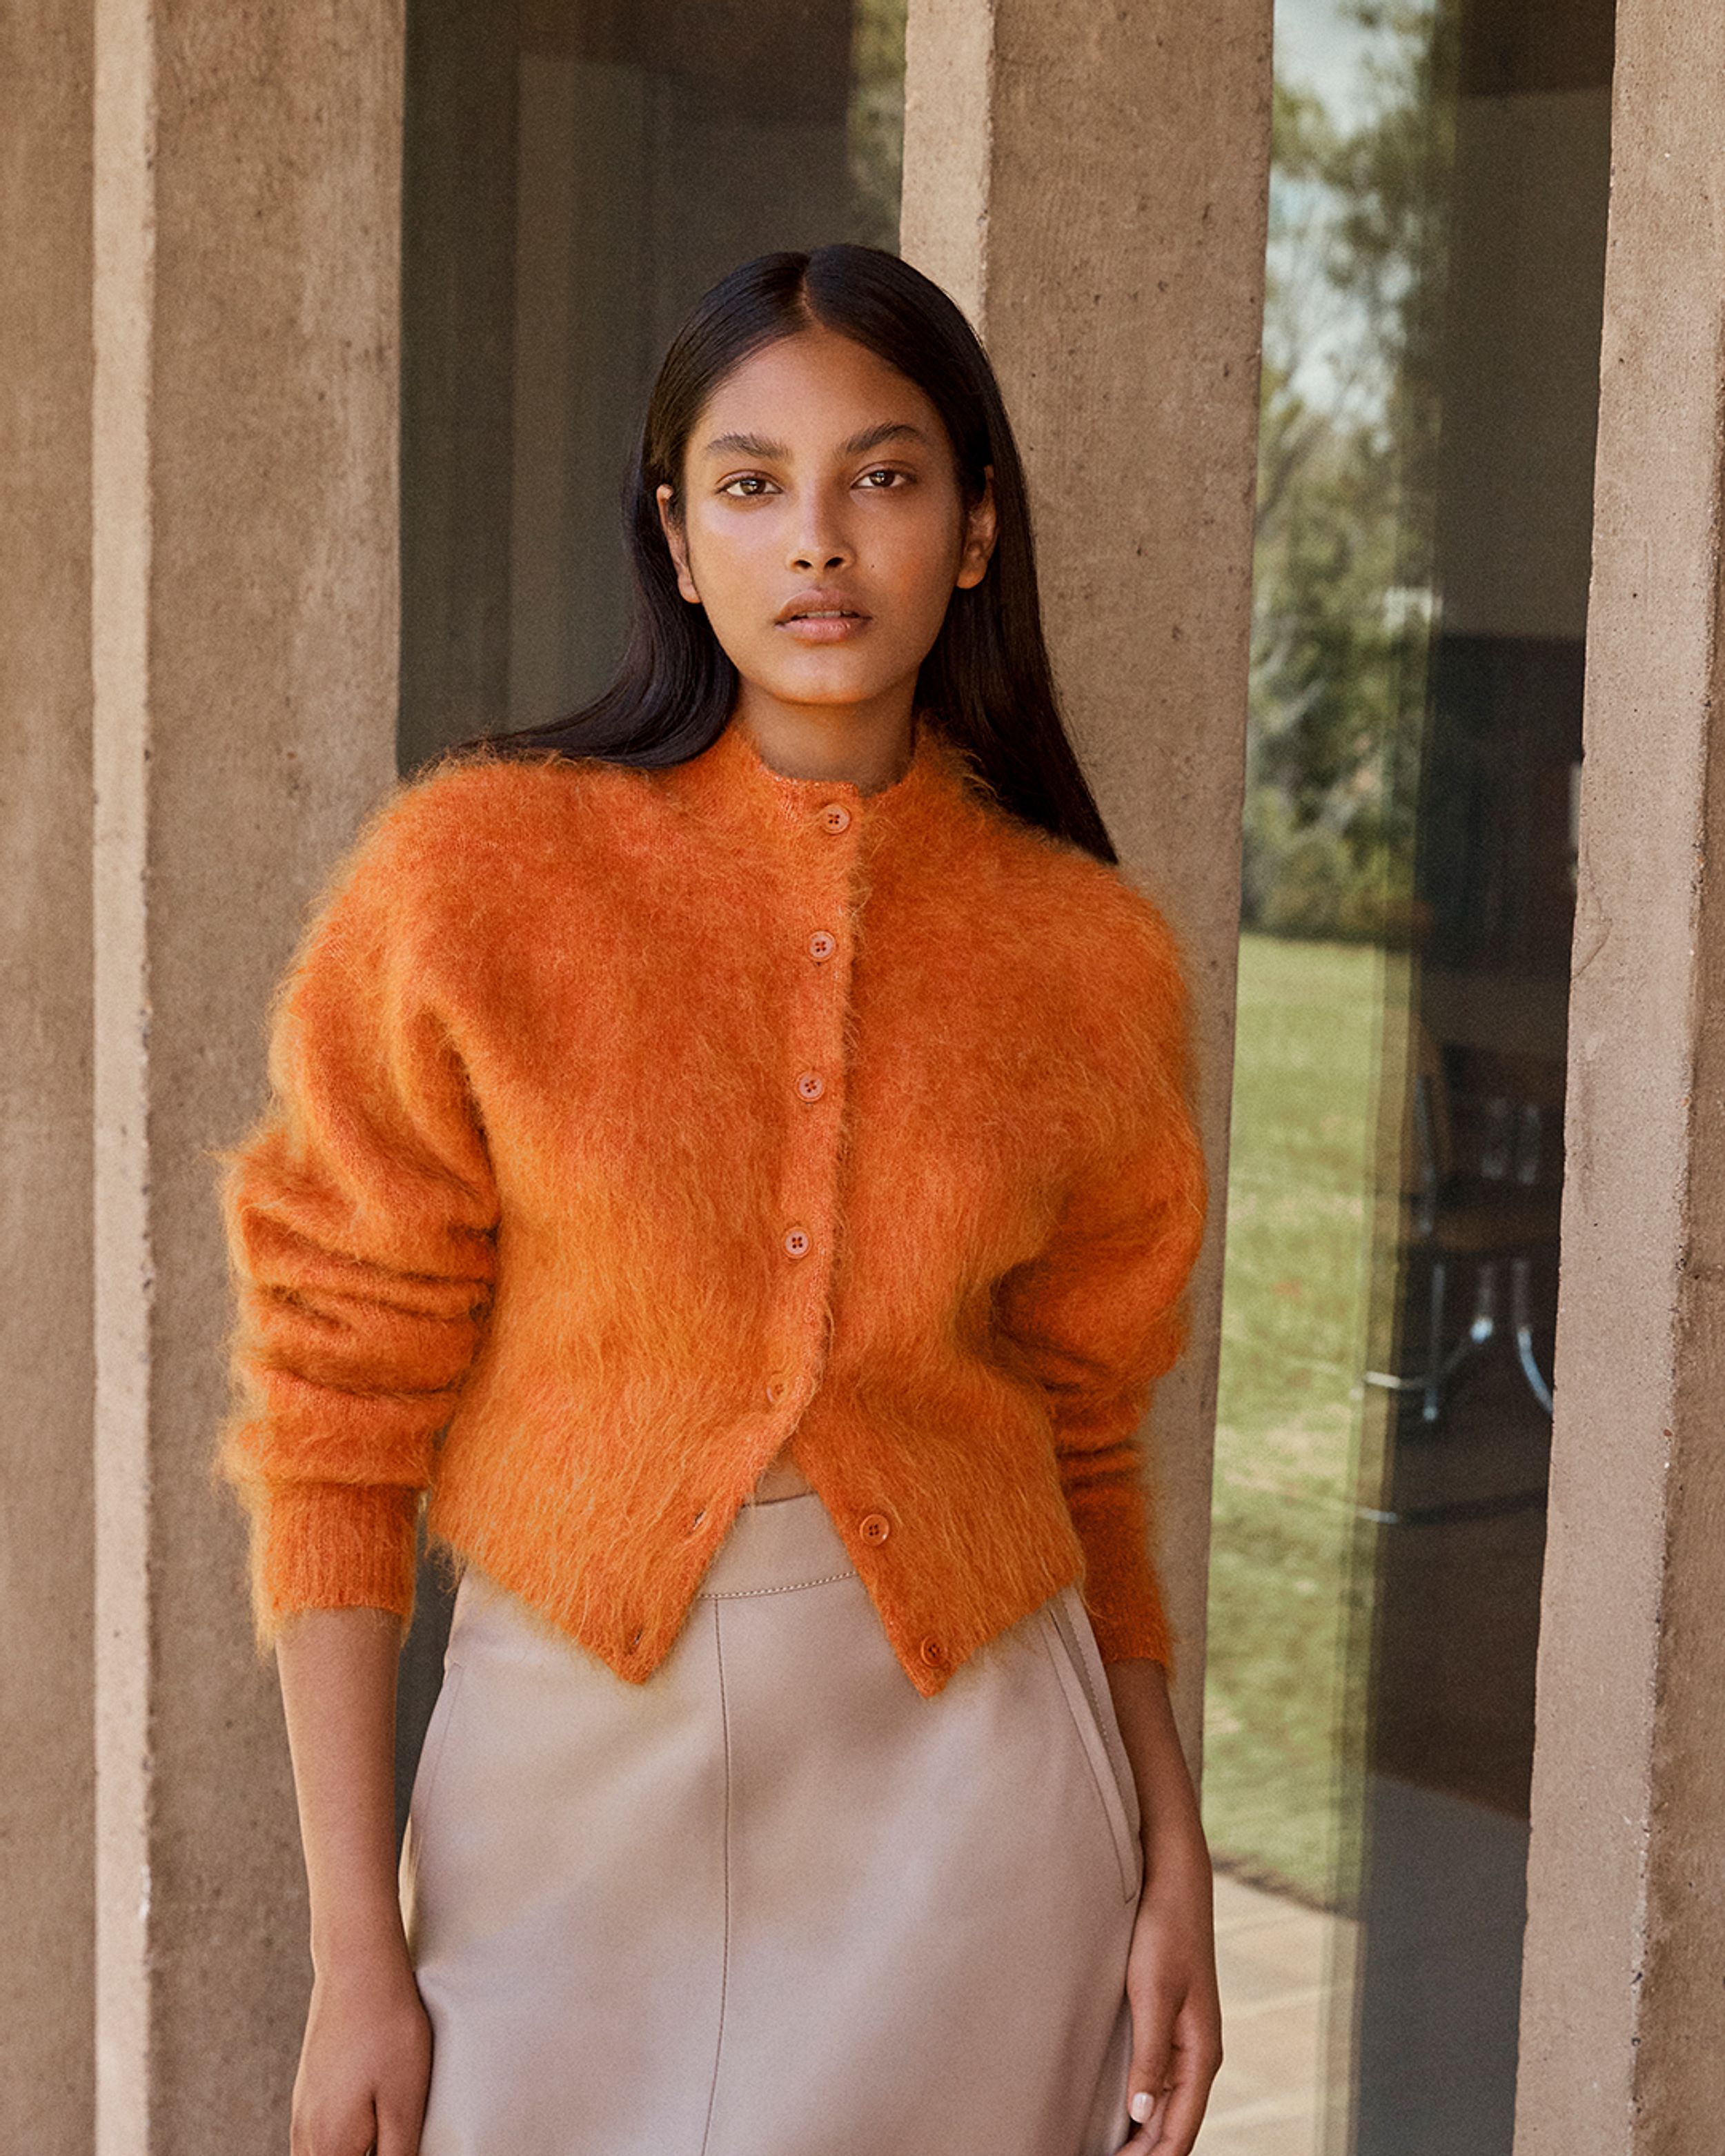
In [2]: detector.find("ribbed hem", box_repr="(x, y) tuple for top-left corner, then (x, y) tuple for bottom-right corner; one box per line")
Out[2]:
(249, 1481), (421, 1648)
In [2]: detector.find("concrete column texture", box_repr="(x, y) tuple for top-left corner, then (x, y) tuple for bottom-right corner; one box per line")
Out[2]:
(1, 1), (96, 2148)
(1517, 4), (1725, 2150)
(87, 1), (403, 2148)
(902, 0), (1274, 1755)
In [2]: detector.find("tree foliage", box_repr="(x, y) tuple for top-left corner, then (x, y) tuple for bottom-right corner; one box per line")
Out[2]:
(1246, 1), (1458, 942)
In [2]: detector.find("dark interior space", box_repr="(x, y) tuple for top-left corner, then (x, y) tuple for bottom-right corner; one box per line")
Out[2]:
(399, 0), (898, 775)
(1350, 0), (1614, 2144)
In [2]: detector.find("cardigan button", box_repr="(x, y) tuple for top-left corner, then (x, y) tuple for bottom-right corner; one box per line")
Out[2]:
(796, 1070), (825, 1102)
(920, 1636), (947, 1668)
(858, 1512), (890, 1545)
(765, 1375), (789, 1405)
(818, 802), (851, 833)
(808, 931), (836, 961)
(782, 1226), (811, 1259)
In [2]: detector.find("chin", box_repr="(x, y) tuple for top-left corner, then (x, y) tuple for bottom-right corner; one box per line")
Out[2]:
(760, 665), (892, 709)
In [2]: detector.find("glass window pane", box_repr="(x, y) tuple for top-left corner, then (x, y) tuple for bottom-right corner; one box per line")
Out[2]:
(1205, 1), (1613, 2148)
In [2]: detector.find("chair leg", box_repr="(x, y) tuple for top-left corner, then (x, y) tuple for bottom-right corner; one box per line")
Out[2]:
(1512, 1254), (1555, 1415)
(1423, 1256), (1448, 1423)
(1468, 1259), (1499, 1351)
(1368, 1254), (1549, 1421)
(1422, 1259), (1501, 1422)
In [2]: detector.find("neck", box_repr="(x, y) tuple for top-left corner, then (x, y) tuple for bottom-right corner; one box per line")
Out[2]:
(733, 684), (918, 797)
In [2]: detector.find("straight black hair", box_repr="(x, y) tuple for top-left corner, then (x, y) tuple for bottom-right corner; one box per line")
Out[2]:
(488, 244), (1118, 865)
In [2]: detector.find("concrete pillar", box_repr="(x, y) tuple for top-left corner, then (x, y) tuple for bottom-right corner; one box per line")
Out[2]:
(1517, 5), (1725, 2148)
(89, 1), (402, 2148)
(902, 0), (1273, 1749)
(1, 3), (95, 2148)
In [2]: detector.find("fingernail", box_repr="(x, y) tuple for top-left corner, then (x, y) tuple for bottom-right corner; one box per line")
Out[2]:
(1130, 2090), (1152, 2124)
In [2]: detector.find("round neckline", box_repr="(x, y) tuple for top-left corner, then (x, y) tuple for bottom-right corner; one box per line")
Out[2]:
(730, 709), (931, 802)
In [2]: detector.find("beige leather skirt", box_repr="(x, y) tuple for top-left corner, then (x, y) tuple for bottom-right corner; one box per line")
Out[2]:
(400, 1489), (1142, 2156)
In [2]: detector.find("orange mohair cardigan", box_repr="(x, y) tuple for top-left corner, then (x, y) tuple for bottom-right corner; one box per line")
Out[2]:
(217, 711), (1208, 1696)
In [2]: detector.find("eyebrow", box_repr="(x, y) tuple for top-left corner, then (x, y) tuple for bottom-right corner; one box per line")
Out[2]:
(699, 422), (932, 462)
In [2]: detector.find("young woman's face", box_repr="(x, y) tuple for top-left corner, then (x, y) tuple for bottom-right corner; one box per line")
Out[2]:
(658, 324), (997, 723)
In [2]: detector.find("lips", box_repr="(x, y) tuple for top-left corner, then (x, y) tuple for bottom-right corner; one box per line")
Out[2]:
(775, 589), (871, 625)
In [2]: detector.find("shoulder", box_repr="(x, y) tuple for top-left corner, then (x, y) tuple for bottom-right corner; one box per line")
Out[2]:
(966, 802), (1192, 1023)
(315, 749), (651, 916)
(935, 800), (1199, 1123)
(273, 751), (656, 1007)
(365, 746), (641, 858)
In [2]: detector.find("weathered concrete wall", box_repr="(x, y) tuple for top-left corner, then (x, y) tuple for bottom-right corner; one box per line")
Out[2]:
(4, 1), (1271, 2139)
(90, 1), (403, 2148)
(1516, 4), (1725, 2148)
(0, 1), (95, 2148)
(903, 0), (1273, 1753)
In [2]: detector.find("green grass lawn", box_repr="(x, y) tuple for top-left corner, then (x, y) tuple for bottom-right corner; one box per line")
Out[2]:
(1201, 931), (1396, 1905)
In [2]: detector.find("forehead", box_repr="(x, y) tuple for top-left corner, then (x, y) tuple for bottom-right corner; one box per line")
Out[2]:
(691, 326), (946, 453)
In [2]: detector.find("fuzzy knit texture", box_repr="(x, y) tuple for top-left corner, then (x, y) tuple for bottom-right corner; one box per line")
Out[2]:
(216, 711), (1208, 1696)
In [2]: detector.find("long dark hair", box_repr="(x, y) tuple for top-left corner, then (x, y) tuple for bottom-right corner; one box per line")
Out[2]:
(489, 244), (1117, 864)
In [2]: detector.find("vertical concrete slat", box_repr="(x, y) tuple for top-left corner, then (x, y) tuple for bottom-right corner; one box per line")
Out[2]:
(87, 1), (406, 2145)
(0, 1), (96, 2148)
(91, 6), (156, 2150)
(902, 0), (1273, 1750)
(1517, 6), (1725, 2148)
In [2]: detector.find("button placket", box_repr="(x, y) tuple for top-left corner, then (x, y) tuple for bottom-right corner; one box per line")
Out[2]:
(769, 793), (864, 1409)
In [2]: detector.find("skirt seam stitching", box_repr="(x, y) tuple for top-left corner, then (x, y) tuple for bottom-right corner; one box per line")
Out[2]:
(1038, 1608), (1142, 1903)
(697, 1599), (733, 2156)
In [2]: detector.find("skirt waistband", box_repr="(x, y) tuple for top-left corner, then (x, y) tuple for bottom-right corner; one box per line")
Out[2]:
(696, 1489), (858, 1600)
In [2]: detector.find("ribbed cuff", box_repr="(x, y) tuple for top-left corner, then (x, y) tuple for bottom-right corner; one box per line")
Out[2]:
(249, 1481), (421, 1647)
(1085, 1583), (1174, 1674)
(1070, 1492), (1176, 1674)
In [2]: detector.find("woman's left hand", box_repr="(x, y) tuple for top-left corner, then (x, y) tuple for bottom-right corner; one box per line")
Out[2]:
(1103, 1658), (1223, 2153)
(1119, 1844), (1223, 2151)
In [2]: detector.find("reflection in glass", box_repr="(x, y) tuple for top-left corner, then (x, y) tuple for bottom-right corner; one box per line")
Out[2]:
(1205, 1), (1612, 2148)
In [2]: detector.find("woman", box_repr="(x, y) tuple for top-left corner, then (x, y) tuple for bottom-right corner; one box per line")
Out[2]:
(219, 244), (1220, 2156)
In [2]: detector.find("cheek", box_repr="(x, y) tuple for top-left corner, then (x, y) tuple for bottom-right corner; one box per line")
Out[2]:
(869, 511), (965, 624)
(685, 514), (778, 615)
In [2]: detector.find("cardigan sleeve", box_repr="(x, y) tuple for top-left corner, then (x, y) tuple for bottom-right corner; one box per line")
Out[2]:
(215, 795), (500, 1646)
(990, 913), (1208, 1671)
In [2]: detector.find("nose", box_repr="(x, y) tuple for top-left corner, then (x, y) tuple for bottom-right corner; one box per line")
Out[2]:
(787, 487), (852, 574)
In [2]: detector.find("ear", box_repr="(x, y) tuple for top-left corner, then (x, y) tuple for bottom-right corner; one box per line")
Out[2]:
(656, 483), (702, 605)
(954, 466), (999, 591)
